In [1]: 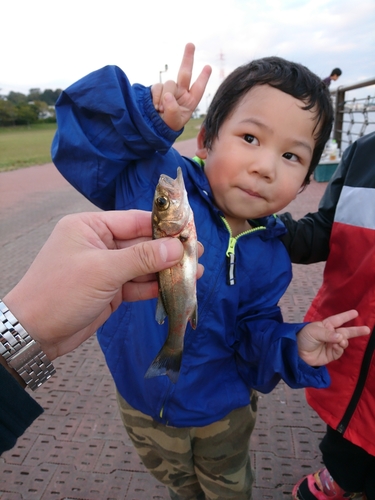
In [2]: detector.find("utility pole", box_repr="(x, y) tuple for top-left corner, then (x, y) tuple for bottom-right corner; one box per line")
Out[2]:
(159, 64), (168, 83)
(219, 50), (225, 80)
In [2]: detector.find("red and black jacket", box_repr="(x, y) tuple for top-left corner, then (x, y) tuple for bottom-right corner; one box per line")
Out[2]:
(281, 132), (375, 456)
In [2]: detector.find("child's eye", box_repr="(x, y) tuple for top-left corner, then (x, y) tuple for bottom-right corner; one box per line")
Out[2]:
(243, 134), (259, 145)
(283, 152), (299, 162)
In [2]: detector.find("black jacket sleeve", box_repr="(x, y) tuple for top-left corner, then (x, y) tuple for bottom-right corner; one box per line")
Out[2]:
(279, 141), (357, 264)
(0, 365), (43, 454)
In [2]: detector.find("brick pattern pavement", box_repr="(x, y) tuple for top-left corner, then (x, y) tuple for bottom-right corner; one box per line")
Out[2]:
(0, 149), (329, 499)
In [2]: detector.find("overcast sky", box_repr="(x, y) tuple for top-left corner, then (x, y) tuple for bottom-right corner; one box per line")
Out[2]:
(2, 0), (374, 110)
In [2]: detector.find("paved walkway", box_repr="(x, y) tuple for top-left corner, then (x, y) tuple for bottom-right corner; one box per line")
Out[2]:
(0, 141), (328, 499)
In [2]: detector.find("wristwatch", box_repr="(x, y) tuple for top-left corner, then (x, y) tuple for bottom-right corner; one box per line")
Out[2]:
(0, 300), (56, 390)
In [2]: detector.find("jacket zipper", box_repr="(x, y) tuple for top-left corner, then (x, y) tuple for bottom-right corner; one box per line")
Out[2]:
(221, 217), (266, 286)
(336, 326), (375, 434)
(159, 385), (172, 423)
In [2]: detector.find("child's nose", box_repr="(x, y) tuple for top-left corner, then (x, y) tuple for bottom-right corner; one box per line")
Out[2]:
(248, 150), (277, 180)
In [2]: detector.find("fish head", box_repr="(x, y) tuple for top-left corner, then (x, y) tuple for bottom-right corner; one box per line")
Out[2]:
(152, 167), (190, 237)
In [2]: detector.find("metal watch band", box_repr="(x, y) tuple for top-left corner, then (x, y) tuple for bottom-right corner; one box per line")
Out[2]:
(0, 300), (55, 390)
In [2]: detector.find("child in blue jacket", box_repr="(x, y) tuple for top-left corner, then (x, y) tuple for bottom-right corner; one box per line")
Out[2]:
(52, 43), (369, 499)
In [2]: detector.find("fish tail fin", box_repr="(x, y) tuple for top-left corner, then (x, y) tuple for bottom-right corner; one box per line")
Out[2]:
(145, 346), (182, 384)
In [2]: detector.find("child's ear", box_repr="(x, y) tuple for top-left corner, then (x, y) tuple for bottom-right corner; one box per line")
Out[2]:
(195, 126), (208, 159)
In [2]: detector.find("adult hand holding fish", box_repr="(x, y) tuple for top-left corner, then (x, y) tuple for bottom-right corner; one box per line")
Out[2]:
(2, 210), (203, 362)
(151, 43), (212, 131)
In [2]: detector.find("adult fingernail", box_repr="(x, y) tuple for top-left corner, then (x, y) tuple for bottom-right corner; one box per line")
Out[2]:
(159, 239), (182, 263)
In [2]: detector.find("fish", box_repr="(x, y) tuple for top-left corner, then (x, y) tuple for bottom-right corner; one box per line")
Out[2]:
(145, 167), (198, 384)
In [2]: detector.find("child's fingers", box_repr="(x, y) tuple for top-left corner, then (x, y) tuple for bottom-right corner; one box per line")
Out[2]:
(151, 83), (164, 111)
(176, 43), (212, 105)
(322, 309), (359, 329)
(335, 325), (371, 341)
(188, 65), (212, 106)
(161, 92), (183, 130)
(323, 325), (370, 348)
(177, 43), (195, 91)
(331, 344), (345, 361)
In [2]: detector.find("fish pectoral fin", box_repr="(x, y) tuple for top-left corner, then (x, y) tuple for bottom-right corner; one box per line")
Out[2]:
(155, 295), (167, 324)
(189, 304), (198, 330)
(179, 227), (190, 242)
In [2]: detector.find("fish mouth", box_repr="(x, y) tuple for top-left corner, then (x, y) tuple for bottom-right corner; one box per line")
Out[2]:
(159, 174), (175, 187)
(159, 168), (185, 190)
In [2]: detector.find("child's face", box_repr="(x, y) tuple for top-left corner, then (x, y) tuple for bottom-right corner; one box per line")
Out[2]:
(197, 84), (317, 234)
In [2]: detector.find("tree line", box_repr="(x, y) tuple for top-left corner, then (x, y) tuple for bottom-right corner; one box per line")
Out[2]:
(0, 88), (62, 126)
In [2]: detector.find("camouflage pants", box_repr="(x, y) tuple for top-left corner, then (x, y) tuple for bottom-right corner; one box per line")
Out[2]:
(117, 391), (258, 500)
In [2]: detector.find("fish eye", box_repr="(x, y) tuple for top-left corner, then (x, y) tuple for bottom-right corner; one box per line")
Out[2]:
(156, 196), (170, 210)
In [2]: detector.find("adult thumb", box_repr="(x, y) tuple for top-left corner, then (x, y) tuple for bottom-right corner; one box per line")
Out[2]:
(114, 237), (183, 283)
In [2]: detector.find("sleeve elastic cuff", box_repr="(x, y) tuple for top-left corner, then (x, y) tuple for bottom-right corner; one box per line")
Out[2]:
(0, 365), (43, 454)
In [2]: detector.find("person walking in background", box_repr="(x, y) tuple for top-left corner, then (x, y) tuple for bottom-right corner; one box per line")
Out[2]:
(281, 132), (375, 500)
(50, 43), (369, 499)
(322, 68), (342, 87)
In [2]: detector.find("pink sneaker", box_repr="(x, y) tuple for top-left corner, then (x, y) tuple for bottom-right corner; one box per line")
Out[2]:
(292, 468), (366, 499)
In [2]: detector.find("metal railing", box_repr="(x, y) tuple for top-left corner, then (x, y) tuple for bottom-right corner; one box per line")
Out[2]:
(331, 78), (375, 151)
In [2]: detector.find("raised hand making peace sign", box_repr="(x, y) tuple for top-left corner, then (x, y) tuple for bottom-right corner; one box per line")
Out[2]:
(151, 43), (212, 131)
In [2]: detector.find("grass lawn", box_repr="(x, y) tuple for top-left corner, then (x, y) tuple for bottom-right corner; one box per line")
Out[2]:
(0, 123), (56, 172)
(0, 118), (204, 172)
(180, 117), (203, 141)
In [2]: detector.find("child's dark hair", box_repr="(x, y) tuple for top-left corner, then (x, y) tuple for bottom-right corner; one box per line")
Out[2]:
(203, 56), (333, 187)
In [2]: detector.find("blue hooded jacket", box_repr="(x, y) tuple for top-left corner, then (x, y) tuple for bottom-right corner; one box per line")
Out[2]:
(52, 65), (329, 427)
